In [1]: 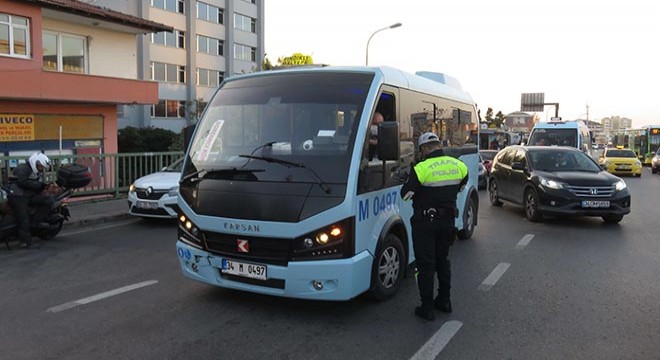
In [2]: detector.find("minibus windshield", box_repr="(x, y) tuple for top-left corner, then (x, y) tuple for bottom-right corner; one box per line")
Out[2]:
(185, 72), (374, 184)
(528, 128), (578, 147)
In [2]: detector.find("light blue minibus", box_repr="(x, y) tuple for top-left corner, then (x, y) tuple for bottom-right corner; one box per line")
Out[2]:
(527, 120), (593, 154)
(175, 66), (480, 300)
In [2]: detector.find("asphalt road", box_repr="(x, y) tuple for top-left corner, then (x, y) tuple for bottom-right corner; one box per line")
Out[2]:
(1, 168), (659, 360)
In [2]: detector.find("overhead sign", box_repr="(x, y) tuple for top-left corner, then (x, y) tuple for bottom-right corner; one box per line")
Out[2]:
(0, 114), (35, 141)
(521, 93), (545, 112)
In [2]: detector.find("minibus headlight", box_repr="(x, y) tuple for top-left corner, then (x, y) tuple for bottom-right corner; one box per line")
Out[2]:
(293, 218), (354, 261)
(178, 214), (203, 248)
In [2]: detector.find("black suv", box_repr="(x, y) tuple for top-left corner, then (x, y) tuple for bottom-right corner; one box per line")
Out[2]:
(488, 146), (631, 223)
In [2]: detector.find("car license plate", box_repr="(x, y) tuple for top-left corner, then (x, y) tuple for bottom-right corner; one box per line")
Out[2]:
(581, 200), (610, 208)
(136, 200), (158, 209)
(615, 165), (631, 170)
(221, 259), (267, 281)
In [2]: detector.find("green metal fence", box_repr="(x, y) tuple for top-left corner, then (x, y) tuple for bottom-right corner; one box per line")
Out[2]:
(0, 152), (183, 197)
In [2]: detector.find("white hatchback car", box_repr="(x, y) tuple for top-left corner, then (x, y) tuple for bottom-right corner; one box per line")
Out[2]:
(128, 158), (183, 218)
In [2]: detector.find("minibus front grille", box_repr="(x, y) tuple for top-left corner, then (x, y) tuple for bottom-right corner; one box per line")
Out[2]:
(204, 232), (291, 266)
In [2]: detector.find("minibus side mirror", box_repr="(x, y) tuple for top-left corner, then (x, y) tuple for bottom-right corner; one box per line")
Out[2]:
(377, 122), (399, 161)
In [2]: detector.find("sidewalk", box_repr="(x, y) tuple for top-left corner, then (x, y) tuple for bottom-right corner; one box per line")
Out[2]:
(63, 196), (133, 230)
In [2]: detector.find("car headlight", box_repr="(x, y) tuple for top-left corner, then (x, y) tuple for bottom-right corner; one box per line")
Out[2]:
(540, 177), (563, 189)
(615, 180), (627, 191)
(168, 186), (179, 196)
(634, 160), (642, 167)
(129, 184), (135, 192)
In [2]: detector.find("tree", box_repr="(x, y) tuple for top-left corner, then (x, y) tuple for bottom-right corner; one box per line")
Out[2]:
(262, 56), (274, 70)
(495, 111), (506, 129)
(118, 126), (177, 152)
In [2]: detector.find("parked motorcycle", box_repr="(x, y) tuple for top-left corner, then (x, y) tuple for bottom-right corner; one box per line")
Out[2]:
(1, 164), (91, 250)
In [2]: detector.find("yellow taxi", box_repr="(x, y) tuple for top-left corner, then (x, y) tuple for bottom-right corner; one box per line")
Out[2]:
(598, 148), (643, 177)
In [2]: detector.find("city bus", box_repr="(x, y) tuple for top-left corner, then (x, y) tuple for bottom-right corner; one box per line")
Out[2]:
(620, 126), (660, 165)
(527, 119), (593, 154)
(175, 66), (480, 301)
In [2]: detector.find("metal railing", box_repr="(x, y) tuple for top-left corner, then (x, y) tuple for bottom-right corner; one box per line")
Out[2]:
(0, 152), (183, 197)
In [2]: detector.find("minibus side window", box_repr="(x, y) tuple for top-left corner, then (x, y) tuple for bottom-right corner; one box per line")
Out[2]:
(358, 91), (397, 194)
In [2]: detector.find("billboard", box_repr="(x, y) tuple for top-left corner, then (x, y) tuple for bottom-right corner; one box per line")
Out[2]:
(521, 93), (545, 112)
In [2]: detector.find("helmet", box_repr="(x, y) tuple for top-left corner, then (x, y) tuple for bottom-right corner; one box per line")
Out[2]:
(28, 153), (51, 173)
(418, 132), (440, 147)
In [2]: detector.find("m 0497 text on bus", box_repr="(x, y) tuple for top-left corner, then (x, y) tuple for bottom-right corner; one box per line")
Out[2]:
(358, 191), (398, 222)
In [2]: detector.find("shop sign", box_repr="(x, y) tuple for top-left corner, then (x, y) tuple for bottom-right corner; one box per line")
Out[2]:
(0, 114), (35, 142)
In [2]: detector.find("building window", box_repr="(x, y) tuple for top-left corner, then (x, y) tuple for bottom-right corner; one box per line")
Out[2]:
(151, 0), (184, 14)
(197, 35), (223, 56)
(150, 62), (185, 83)
(196, 1), (224, 24)
(234, 13), (256, 33)
(42, 31), (87, 73)
(151, 30), (185, 49)
(196, 68), (225, 87)
(234, 44), (256, 62)
(151, 100), (186, 118)
(1, 13), (30, 58)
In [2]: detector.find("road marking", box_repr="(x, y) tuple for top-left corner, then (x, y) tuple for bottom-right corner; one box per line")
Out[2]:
(478, 263), (510, 291)
(516, 234), (535, 250)
(409, 320), (463, 360)
(47, 280), (158, 313)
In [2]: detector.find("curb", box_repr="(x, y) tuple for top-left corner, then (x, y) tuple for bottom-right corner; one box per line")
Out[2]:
(63, 212), (133, 230)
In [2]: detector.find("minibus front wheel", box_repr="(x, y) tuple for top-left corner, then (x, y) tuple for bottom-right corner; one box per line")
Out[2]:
(369, 233), (405, 301)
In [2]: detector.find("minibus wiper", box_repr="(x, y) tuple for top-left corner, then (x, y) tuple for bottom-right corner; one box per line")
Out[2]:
(238, 155), (331, 194)
(180, 167), (264, 184)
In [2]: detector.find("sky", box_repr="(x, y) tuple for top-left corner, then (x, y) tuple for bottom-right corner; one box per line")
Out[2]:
(264, 0), (660, 127)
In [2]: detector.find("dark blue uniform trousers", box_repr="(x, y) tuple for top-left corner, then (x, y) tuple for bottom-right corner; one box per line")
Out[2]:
(411, 212), (453, 308)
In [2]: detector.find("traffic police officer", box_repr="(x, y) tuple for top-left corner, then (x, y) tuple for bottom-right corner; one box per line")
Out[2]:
(400, 132), (468, 321)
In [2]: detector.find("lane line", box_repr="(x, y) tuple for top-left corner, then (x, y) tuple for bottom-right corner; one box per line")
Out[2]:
(409, 320), (463, 360)
(516, 234), (535, 250)
(47, 280), (158, 313)
(478, 263), (510, 291)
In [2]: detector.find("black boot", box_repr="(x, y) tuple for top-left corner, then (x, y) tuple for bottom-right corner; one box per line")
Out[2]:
(414, 305), (436, 321)
(434, 297), (452, 313)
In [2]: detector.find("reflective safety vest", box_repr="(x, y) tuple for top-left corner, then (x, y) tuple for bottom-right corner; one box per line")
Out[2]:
(414, 155), (468, 187)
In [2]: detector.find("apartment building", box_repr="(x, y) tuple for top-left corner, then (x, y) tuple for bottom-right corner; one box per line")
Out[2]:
(83, 0), (265, 132)
(0, 0), (170, 159)
(601, 116), (632, 139)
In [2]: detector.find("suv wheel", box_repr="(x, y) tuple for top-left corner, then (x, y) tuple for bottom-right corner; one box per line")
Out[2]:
(488, 180), (503, 207)
(524, 188), (542, 222)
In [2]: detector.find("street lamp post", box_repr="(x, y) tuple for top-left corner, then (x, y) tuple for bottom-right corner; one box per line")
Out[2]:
(365, 22), (402, 66)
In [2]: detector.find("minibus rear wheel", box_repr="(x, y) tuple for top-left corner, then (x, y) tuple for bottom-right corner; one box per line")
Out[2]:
(369, 233), (405, 301)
